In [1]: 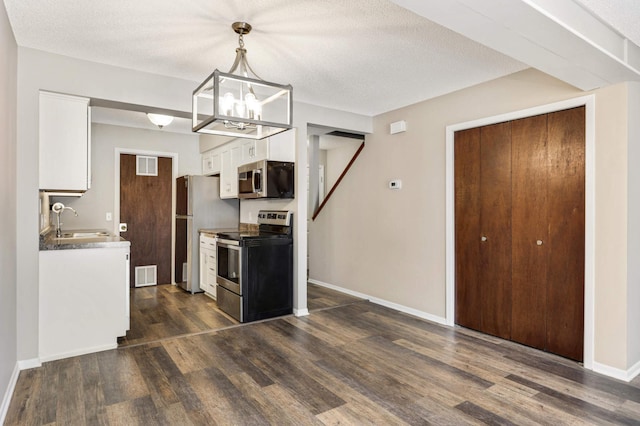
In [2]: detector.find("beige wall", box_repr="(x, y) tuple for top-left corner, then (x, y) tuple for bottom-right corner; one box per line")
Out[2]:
(626, 82), (640, 369)
(0, 0), (17, 417)
(593, 83), (628, 369)
(309, 68), (638, 374)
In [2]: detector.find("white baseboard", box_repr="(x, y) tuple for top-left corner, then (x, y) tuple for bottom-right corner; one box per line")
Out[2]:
(593, 359), (640, 382)
(308, 279), (447, 326)
(293, 307), (309, 317)
(17, 358), (41, 370)
(39, 343), (117, 363)
(0, 362), (20, 425)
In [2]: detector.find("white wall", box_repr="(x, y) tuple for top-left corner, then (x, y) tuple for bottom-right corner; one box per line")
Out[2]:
(0, 1), (18, 421)
(52, 123), (200, 232)
(16, 48), (197, 361)
(308, 68), (639, 375)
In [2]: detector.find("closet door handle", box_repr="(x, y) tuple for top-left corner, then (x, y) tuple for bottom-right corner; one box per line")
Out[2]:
(481, 236), (488, 242)
(536, 240), (543, 246)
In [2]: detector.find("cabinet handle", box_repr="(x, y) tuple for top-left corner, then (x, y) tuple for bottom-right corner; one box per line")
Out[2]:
(481, 236), (487, 242)
(536, 240), (543, 246)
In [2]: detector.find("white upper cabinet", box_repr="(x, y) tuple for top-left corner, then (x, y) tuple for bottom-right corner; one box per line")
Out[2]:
(200, 129), (295, 198)
(220, 143), (241, 199)
(39, 91), (91, 192)
(202, 150), (221, 176)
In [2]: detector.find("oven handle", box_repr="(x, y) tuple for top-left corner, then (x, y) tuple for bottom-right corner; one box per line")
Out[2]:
(217, 239), (240, 247)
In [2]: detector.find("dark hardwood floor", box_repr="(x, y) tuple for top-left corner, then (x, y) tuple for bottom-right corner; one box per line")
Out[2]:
(118, 284), (238, 347)
(6, 284), (640, 425)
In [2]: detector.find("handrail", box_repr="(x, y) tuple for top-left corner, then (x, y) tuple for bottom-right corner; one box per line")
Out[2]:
(312, 141), (365, 221)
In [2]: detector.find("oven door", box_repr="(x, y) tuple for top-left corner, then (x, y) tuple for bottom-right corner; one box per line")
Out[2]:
(216, 239), (242, 295)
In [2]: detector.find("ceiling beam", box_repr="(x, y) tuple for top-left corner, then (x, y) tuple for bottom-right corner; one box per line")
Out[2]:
(391, 0), (640, 90)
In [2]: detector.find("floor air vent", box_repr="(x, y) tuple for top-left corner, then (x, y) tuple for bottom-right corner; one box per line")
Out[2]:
(135, 265), (157, 287)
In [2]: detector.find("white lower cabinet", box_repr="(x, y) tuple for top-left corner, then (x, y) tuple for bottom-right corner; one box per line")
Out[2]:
(39, 246), (130, 362)
(199, 234), (217, 298)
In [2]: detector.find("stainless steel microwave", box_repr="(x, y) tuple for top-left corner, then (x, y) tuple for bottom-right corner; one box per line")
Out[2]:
(238, 160), (295, 199)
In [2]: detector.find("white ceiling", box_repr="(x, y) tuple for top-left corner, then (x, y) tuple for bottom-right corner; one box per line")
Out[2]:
(3, 0), (640, 121)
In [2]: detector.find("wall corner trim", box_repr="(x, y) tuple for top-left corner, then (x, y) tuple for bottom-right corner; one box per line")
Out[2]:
(592, 360), (640, 382)
(0, 362), (21, 425)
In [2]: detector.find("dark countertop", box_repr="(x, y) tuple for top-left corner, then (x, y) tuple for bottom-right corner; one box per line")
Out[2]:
(40, 229), (130, 251)
(199, 228), (240, 237)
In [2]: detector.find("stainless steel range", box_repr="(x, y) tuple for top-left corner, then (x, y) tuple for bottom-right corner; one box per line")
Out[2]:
(215, 210), (293, 322)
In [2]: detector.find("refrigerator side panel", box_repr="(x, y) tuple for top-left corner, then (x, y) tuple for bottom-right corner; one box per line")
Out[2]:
(175, 217), (188, 290)
(176, 175), (188, 216)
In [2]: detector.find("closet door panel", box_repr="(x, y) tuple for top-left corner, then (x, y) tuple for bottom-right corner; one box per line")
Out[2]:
(454, 128), (482, 330)
(511, 114), (549, 349)
(546, 106), (585, 362)
(479, 122), (512, 339)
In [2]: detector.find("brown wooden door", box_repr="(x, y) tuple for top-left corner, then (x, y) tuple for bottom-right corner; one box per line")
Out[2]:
(454, 122), (512, 339)
(545, 107), (585, 361)
(454, 107), (585, 362)
(120, 154), (173, 287)
(511, 113), (549, 351)
(454, 127), (482, 330)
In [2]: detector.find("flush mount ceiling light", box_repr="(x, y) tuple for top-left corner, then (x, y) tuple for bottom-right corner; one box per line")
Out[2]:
(192, 22), (293, 140)
(147, 113), (174, 128)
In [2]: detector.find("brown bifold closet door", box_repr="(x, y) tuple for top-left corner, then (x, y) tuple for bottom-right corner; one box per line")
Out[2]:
(454, 122), (512, 340)
(510, 114), (550, 351)
(454, 107), (585, 362)
(545, 107), (585, 361)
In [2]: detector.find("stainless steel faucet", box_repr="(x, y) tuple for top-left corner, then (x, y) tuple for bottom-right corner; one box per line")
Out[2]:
(52, 202), (78, 237)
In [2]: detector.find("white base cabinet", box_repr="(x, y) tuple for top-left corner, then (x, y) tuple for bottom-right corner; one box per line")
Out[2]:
(39, 246), (130, 362)
(199, 234), (217, 297)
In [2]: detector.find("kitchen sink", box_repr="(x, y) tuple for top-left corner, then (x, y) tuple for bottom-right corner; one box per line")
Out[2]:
(58, 230), (111, 239)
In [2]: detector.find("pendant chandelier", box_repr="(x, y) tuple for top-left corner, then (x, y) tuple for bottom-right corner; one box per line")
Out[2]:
(192, 22), (293, 140)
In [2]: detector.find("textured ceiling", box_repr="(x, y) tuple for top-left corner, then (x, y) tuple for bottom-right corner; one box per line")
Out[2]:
(4, 1), (639, 118)
(574, 0), (640, 46)
(3, 0), (527, 116)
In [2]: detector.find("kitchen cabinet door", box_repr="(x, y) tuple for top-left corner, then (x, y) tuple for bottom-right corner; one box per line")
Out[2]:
(220, 143), (241, 198)
(39, 91), (91, 192)
(202, 149), (221, 176)
(199, 240), (211, 294)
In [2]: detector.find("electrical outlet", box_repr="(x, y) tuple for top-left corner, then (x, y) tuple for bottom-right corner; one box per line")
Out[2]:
(106, 212), (112, 221)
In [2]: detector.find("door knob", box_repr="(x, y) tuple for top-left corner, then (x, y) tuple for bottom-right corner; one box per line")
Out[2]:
(536, 240), (543, 246)
(481, 236), (487, 242)
(119, 223), (128, 232)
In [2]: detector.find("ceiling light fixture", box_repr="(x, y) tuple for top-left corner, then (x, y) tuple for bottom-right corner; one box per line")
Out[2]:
(192, 22), (292, 140)
(147, 113), (174, 128)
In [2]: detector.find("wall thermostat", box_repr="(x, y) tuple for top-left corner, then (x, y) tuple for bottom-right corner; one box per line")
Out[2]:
(389, 179), (402, 190)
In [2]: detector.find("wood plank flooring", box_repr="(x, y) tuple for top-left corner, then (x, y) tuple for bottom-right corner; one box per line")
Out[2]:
(6, 285), (640, 425)
(117, 284), (238, 347)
